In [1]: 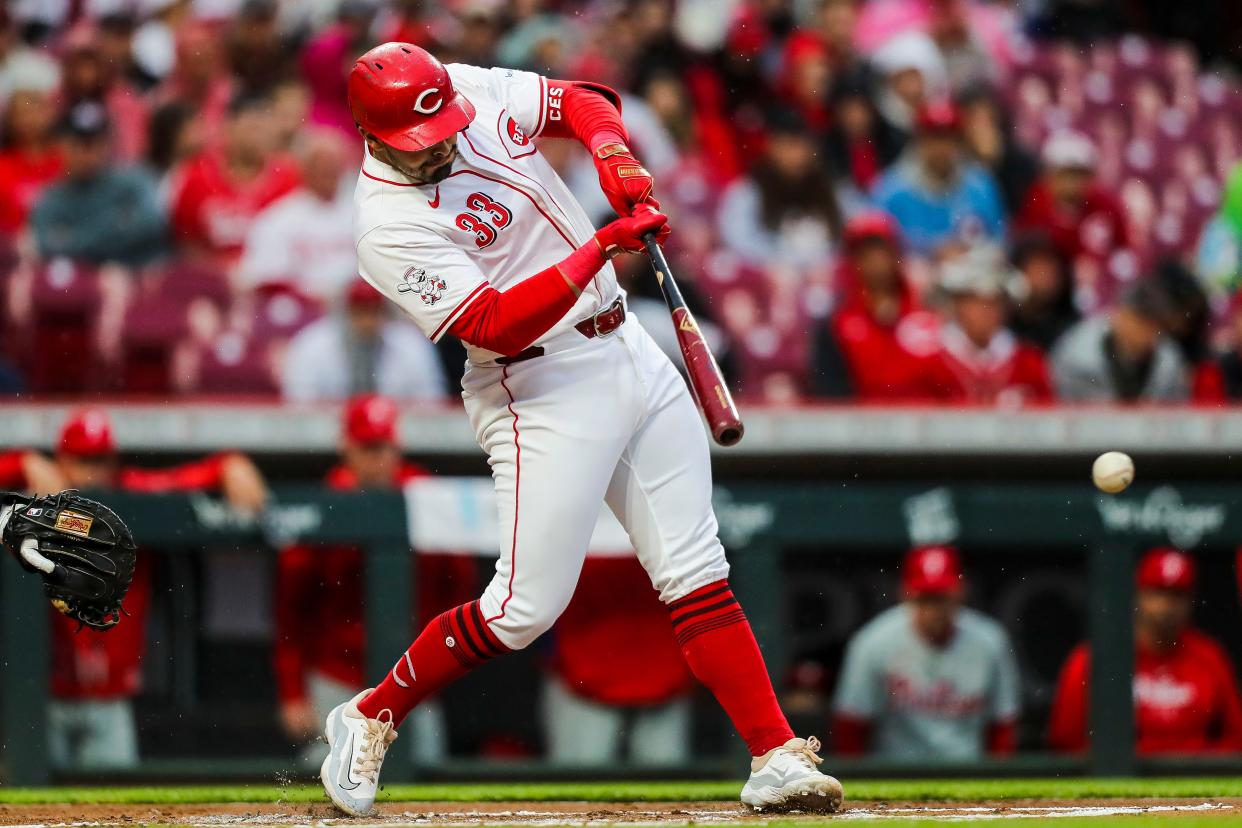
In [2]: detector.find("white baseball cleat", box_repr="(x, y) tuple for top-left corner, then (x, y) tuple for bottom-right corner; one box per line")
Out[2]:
(740, 736), (844, 813)
(320, 689), (398, 817)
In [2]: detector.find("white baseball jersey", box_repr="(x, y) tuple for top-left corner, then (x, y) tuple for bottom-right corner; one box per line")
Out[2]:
(354, 64), (620, 362)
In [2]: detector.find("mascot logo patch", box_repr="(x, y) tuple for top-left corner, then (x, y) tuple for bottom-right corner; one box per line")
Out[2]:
(498, 110), (536, 159)
(55, 510), (94, 538)
(506, 117), (529, 146)
(398, 266), (447, 306)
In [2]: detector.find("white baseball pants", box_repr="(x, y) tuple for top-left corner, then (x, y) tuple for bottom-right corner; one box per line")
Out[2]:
(462, 313), (730, 650)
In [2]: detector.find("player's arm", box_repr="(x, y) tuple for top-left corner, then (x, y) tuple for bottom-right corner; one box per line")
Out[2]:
(464, 65), (663, 223)
(360, 213), (667, 357)
(120, 453), (268, 515)
(448, 211), (666, 355)
(539, 80), (663, 223)
(0, 450), (66, 494)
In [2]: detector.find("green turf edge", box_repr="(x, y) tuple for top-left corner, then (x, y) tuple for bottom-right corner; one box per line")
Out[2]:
(1, 778), (1242, 805)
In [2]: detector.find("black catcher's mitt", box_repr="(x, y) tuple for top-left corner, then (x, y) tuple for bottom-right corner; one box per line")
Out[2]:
(0, 490), (137, 630)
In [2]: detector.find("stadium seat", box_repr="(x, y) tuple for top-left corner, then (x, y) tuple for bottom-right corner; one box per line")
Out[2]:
(26, 259), (104, 393)
(192, 331), (279, 395)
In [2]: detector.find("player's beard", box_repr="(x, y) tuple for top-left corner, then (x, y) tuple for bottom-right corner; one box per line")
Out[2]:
(422, 151), (456, 184)
(393, 146), (457, 185)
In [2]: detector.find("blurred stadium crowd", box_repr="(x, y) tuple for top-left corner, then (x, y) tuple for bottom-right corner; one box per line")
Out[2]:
(1, 0), (1242, 403)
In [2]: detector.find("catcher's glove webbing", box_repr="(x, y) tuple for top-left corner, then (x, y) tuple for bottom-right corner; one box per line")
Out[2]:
(0, 490), (137, 630)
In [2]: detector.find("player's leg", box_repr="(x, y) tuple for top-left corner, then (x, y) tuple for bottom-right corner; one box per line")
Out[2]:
(79, 699), (139, 770)
(324, 353), (633, 815)
(359, 364), (630, 722)
(629, 698), (691, 766)
(605, 322), (842, 811)
(543, 677), (623, 765)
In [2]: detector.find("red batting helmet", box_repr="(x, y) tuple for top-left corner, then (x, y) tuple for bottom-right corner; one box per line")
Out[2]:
(348, 42), (476, 152)
(59, 408), (116, 457)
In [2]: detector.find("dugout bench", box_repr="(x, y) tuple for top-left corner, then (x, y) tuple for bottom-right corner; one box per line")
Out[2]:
(2, 481), (1241, 785)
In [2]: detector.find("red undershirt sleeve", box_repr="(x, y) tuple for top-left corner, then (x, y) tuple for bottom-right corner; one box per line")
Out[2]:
(447, 240), (607, 356)
(540, 80), (629, 152)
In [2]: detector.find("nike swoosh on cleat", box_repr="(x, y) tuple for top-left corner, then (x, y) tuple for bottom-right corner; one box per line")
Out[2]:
(336, 733), (362, 791)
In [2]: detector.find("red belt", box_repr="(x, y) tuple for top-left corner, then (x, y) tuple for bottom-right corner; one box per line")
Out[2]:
(496, 299), (625, 365)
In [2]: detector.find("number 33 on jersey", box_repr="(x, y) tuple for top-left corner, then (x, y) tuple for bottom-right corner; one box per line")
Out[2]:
(455, 192), (511, 248)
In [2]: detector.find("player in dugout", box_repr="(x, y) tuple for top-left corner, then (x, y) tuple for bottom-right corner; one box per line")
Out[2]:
(0, 408), (268, 770)
(831, 545), (1021, 759)
(543, 553), (695, 766)
(1049, 547), (1242, 754)
(273, 394), (475, 768)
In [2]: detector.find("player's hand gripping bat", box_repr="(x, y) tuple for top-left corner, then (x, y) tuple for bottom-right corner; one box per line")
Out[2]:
(641, 234), (744, 446)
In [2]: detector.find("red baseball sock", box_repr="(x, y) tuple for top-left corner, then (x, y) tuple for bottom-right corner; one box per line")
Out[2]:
(668, 580), (794, 756)
(358, 600), (509, 726)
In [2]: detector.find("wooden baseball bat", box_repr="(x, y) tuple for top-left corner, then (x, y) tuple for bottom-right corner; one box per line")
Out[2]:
(642, 234), (744, 447)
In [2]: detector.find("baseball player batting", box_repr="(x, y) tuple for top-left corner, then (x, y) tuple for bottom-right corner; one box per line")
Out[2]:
(322, 43), (843, 816)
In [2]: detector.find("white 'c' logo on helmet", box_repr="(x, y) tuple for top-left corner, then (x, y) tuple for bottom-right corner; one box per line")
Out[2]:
(413, 88), (443, 115)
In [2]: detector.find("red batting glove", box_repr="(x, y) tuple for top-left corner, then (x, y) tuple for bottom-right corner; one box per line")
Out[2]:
(594, 210), (669, 258)
(594, 142), (657, 218)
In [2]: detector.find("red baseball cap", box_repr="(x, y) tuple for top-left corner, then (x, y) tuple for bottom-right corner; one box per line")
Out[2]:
(1136, 547), (1196, 592)
(346, 277), (385, 307)
(902, 545), (964, 597)
(344, 394), (399, 445)
(844, 211), (899, 249)
(58, 408), (116, 457)
(915, 99), (962, 134)
(348, 42), (476, 152)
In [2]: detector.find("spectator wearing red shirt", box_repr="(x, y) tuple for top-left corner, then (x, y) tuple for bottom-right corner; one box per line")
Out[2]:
(46, 408), (269, 770)
(274, 395), (475, 767)
(544, 555), (695, 766)
(810, 212), (947, 401)
(934, 245), (1054, 405)
(1048, 548), (1242, 756)
(0, 86), (63, 234)
(1015, 130), (1133, 309)
(170, 90), (300, 269)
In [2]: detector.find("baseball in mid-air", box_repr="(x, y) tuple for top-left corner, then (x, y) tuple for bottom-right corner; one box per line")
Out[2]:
(1092, 451), (1135, 493)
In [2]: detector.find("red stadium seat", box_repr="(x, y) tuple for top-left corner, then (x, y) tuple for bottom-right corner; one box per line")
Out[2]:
(26, 259), (104, 393)
(192, 331), (279, 395)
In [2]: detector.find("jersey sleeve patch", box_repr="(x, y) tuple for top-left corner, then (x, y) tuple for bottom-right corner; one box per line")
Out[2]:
(497, 109), (537, 159)
(356, 223), (490, 343)
(398, 266), (448, 306)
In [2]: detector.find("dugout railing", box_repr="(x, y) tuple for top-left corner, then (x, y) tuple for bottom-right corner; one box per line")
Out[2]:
(2, 481), (1241, 785)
